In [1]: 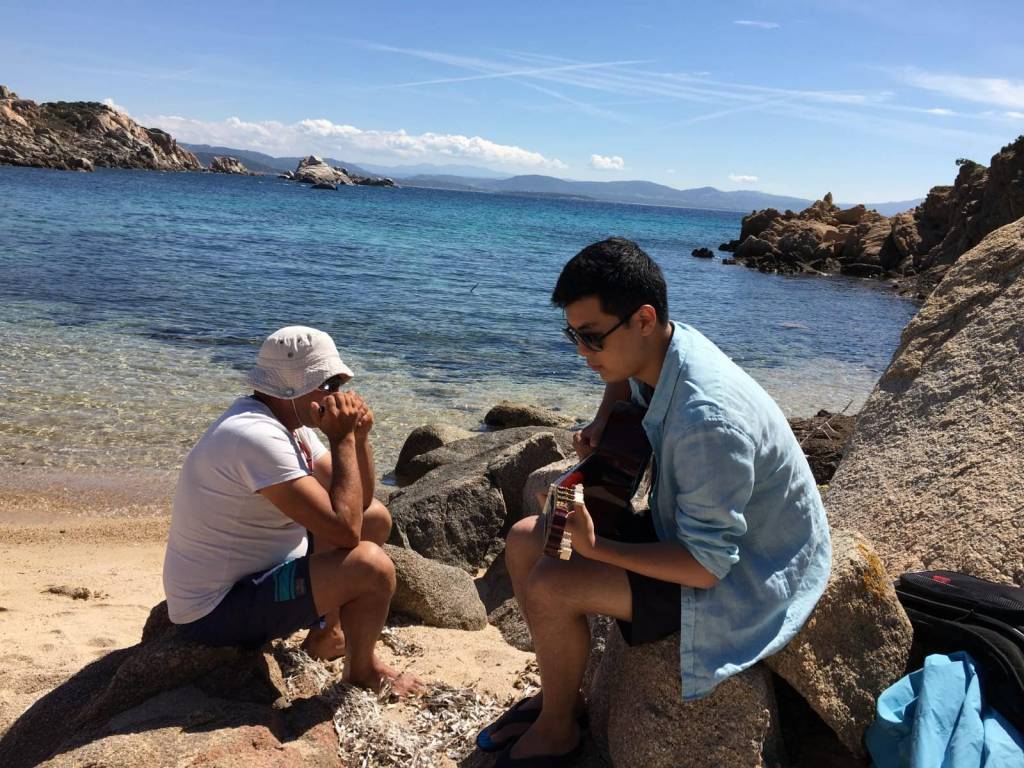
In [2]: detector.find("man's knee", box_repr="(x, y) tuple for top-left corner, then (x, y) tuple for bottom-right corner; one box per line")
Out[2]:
(506, 515), (543, 575)
(524, 557), (567, 605)
(321, 540), (395, 596)
(352, 541), (396, 595)
(362, 498), (392, 543)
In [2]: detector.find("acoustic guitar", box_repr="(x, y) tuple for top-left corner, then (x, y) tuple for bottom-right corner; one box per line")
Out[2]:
(542, 400), (652, 559)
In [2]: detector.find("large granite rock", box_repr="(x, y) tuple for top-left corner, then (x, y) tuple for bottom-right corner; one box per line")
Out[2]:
(0, 85), (200, 171)
(765, 530), (912, 756)
(484, 400), (577, 429)
(397, 425), (573, 489)
(386, 544), (487, 630)
(827, 217), (1024, 586)
(393, 423), (474, 486)
(34, 691), (340, 768)
(586, 626), (780, 768)
(0, 602), (340, 768)
(387, 429), (569, 571)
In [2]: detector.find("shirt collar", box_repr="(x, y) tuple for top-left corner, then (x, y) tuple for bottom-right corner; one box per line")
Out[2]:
(642, 321), (689, 430)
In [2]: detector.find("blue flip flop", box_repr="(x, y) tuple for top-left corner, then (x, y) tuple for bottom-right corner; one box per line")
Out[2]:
(476, 697), (541, 753)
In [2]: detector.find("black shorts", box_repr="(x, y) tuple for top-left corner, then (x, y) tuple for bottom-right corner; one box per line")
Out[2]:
(177, 555), (322, 648)
(614, 510), (682, 646)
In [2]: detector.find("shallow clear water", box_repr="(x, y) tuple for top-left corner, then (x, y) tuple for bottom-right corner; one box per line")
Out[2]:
(0, 166), (917, 472)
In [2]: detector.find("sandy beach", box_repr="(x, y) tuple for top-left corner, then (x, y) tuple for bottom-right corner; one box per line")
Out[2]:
(0, 467), (541, 762)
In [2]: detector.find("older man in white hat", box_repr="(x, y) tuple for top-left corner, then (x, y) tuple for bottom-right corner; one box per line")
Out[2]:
(163, 326), (416, 694)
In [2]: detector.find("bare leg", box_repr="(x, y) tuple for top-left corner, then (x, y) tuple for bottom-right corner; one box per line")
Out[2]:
(503, 515), (634, 758)
(303, 499), (392, 660)
(305, 539), (419, 696)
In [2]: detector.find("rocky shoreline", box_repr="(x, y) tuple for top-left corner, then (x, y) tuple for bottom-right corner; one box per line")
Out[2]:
(0, 85), (200, 172)
(0, 84), (397, 188)
(712, 135), (1024, 299)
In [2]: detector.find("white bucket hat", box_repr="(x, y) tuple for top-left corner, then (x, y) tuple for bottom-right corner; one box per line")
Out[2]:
(247, 326), (354, 399)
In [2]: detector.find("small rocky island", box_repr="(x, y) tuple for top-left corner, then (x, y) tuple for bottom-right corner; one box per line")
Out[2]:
(208, 155), (253, 175)
(718, 135), (1024, 298)
(0, 85), (201, 172)
(279, 155), (396, 189)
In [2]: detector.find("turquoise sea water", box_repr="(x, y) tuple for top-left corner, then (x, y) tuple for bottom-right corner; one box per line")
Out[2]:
(0, 166), (917, 472)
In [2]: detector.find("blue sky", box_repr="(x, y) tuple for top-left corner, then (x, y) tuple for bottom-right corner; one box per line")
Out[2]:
(3, 1), (1022, 200)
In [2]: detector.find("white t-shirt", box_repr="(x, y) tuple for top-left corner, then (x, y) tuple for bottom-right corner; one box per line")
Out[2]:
(163, 396), (328, 624)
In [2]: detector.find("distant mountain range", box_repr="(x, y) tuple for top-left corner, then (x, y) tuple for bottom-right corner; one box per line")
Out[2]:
(181, 143), (923, 215)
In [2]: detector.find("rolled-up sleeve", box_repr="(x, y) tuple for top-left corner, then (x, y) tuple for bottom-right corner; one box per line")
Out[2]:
(669, 418), (756, 580)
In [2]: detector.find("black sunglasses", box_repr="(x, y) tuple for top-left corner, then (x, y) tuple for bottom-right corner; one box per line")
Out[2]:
(563, 308), (640, 351)
(318, 375), (348, 393)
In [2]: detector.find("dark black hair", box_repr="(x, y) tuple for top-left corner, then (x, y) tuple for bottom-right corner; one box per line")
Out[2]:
(551, 237), (669, 324)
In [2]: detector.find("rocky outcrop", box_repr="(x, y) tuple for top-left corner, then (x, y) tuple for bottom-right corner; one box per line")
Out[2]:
(826, 218), (1024, 585)
(387, 429), (571, 571)
(484, 400), (577, 429)
(0, 85), (200, 172)
(764, 530), (913, 756)
(586, 626), (781, 768)
(293, 155), (355, 186)
(396, 425), (573, 489)
(0, 602), (339, 768)
(289, 155), (396, 188)
(394, 423), (474, 486)
(718, 136), (1024, 298)
(209, 155), (252, 175)
(386, 544), (487, 630)
(691, 247), (714, 259)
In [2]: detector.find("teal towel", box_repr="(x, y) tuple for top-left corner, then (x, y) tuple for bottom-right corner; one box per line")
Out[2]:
(866, 652), (1024, 768)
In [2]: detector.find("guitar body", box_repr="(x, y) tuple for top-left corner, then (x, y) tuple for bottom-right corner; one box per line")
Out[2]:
(542, 400), (652, 559)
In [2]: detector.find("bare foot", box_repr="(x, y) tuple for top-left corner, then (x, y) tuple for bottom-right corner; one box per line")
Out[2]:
(302, 625), (346, 661)
(347, 654), (425, 697)
(374, 654), (424, 696)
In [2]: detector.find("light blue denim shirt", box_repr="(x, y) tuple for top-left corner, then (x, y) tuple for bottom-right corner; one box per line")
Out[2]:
(629, 322), (832, 700)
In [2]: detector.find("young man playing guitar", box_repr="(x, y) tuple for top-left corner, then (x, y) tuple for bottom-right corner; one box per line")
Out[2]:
(479, 238), (832, 767)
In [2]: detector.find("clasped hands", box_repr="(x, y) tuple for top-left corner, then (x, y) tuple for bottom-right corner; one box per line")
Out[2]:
(312, 391), (374, 442)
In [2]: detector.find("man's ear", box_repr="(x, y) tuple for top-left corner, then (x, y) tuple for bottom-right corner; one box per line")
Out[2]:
(636, 304), (659, 335)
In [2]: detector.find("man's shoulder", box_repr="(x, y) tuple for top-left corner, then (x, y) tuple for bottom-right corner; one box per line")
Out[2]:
(195, 398), (289, 453)
(216, 397), (284, 433)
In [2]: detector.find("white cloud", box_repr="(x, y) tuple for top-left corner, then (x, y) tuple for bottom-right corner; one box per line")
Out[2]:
(895, 68), (1024, 110)
(589, 153), (625, 170)
(733, 20), (780, 29)
(925, 108), (954, 115)
(1007, 111), (1024, 120)
(139, 113), (568, 170)
(102, 97), (128, 114)
(729, 174), (759, 184)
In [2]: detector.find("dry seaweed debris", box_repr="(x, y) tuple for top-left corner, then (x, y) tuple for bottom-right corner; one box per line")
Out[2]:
(278, 641), (539, 767)
(329, 682), (508, 767)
